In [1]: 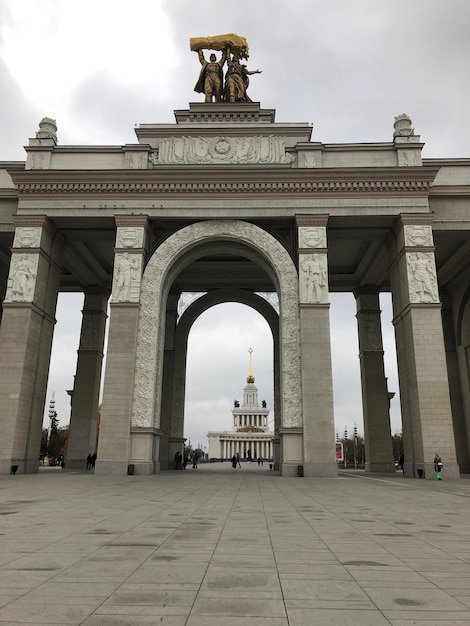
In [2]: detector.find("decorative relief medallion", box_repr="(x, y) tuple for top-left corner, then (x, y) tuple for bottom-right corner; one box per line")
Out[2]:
(31, 153), (45, 169)
(116, 227), (144, 249)
(237, 425), (263, 432)
(13, 227), (42, 249)
(126, 153), (147, 169)
(299, 253), (328, 304)
(111, 253), (142, 302)
(5, 254), (38, 302)
(407, 252), (439, 303)
(153, 135), (293, 165)
(303, 153), (318, 168)
(404, 225), (433, 247)
(298, 227), (326, 249)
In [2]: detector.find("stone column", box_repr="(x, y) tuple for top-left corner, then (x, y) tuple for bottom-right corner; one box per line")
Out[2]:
(441, 292), (469, 472)
(163, 293), (182, 470)
(0, 216), (60, 474)
(388, 215), (459, 479)
(297, 215), (336, 477)
(354, 287), (395, 472)
(0, 258), (9, 323)
(95, 216), (150, 475)
(66, 289), (109, 469)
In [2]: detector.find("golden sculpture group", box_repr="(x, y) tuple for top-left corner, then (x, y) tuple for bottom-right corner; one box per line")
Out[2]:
(190, 33), (261, 103)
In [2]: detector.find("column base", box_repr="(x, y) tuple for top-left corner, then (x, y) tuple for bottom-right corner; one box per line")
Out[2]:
(129, 461), (160, 475)
(0, 460), (23, 475)
(66, 458), (87, 470)
(0, 459), (40, 475)
(303, 462), (338, 477)
(95, 460), (129, 475)
(280, 462), (302, 477)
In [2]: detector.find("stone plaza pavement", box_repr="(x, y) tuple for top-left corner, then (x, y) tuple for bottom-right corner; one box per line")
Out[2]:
(0, 464), (470, 625)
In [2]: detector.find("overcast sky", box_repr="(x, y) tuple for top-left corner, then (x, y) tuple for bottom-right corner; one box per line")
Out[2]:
(1, 0), (469, 449)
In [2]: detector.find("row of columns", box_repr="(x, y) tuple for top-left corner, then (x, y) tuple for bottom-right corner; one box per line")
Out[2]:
(221, 439), (273, 460)
(0, 213), (461, 478)
(235, 415), (267, 428)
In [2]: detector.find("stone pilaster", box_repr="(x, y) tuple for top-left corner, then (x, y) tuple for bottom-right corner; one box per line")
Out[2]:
(66, 289), (109, 469)
(296, 215), (336, 477)
(95, 215), (150, 475)
(354, 287), (394, 472)
(388, 215), (459, 479)
(0, 216), (60, 474)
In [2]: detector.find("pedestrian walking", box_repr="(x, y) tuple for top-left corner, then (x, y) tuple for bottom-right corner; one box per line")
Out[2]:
(434, 453), (443, 480)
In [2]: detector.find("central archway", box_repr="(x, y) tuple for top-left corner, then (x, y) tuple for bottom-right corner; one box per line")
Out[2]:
(131, 220), (302, 473)
(161, 290), (280, 470)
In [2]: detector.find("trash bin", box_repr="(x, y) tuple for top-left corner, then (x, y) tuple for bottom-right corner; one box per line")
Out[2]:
(127, 464), (135, 475)
(269, 463), (273, 471)
(10, 465), (18, 475)
(297, 464), (304, 477)
(417, 468), (424, 479)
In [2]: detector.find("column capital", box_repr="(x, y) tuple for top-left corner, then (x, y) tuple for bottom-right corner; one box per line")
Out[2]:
(13, 214), (54, 230)
(394, 213), (434, 232)
(353, 286), (381, 298)
(114, 215), (150, 229)
(295, 214), (329, 228)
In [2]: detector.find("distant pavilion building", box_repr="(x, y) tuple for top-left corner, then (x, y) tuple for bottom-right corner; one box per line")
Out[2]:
(207, 349), (274, 460)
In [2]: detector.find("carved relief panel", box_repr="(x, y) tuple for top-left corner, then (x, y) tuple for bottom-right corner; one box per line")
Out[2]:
(111, 252), (142, 303)
(299, 253), (329, 304)
(151, 135), (293, 165)
(358, 313), (383, 351)
(4, 254), (39, 302)
(406, 252), (439, 303)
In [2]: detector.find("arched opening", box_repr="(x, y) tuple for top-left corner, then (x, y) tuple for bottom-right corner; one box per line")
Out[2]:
(184, 302), (274, 460)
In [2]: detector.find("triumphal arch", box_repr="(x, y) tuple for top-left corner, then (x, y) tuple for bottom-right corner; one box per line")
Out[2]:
(1, 34), (470, 478)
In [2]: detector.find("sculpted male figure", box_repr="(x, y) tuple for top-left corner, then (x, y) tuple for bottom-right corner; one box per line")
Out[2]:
(194, 49), (227, 102)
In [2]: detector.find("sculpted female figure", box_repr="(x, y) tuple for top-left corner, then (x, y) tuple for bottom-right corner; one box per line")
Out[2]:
(224, 47), (262, 103)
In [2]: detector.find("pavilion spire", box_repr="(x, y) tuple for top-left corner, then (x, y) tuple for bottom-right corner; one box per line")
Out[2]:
(247, 347), (255, 383)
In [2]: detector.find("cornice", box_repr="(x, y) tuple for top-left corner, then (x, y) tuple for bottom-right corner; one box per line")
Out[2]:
(429, 185), (470, 196)
(9, 166), (440, 199)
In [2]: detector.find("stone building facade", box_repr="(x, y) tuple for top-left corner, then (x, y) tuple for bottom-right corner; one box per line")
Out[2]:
(0, 105), (469, 479)
(207, 355), (274, 461)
